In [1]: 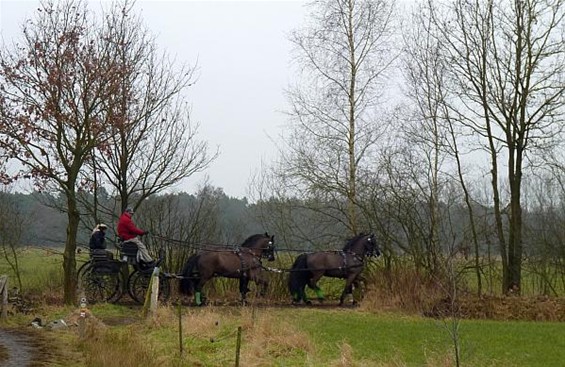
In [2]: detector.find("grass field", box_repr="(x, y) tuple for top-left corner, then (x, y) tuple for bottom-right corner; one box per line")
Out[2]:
(22, 303), (561, 367)
(1, 247), (565, 366)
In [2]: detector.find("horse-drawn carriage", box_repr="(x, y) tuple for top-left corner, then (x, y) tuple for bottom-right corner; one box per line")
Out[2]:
(77, 232), (380, 307)
(77, 239), (171, 304)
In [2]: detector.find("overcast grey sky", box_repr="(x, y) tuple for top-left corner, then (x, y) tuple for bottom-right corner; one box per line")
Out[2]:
(0, 0), (308, 198)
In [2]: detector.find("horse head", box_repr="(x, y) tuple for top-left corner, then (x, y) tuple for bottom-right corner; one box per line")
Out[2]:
(344, 232), (380, 258)
(241, 232), (276, 261)
(365, 233), (381, 257)
(262, 232), (276, 261)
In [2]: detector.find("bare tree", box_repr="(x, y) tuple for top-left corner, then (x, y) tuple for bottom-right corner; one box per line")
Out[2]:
(0, 0), (121, 304)
(278, 0), (396, 235)
(402, 1), (483, 292)
(140, 185), (223, 273)
(82, 0), (217, 219)
(427, 0), (565, 293)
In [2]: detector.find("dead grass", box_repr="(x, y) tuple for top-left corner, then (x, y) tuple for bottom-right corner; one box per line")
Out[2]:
(80, 324), (160, 367)
(361, 266), (445, 314)
(427, 294), (565, 321)
(330, 342), (355, 367)
(362, 265), (565, 322)
(240, 307), (315, 366)
(138, 305), (316, 366)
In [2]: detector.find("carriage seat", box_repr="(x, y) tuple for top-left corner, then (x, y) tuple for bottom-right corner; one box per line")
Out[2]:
(90, 248), (112, 261)
(119, 240), (139, 264)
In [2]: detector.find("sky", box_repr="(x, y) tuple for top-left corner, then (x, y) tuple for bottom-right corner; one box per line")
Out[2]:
(0, 0), (308, 199)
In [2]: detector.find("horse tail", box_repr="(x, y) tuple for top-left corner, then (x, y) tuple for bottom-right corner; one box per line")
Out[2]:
(179, 254), (200, 296)
(288, 253), (311, 297)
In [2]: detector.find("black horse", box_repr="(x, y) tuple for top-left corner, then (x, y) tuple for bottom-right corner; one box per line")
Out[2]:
(179, 233), (275, 305)
(288, 233), (380, 306)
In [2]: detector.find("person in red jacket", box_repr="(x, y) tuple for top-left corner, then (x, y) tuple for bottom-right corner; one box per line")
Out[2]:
(117, 207), (153, 265)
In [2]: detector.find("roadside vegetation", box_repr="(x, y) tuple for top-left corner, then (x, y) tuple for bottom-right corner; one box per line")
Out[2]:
(2, 248), (565, 367)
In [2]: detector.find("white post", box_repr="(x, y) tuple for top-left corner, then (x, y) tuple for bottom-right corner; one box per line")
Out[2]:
(143, 267), (160, 318)
(150, 267), (160, 314)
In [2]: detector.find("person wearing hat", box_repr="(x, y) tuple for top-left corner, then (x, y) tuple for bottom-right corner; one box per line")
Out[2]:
(89, 223), (113, 259)
(117, 207), (154, 266)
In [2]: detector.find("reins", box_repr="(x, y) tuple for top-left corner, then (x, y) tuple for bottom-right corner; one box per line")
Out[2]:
(149, 233), (376, 274)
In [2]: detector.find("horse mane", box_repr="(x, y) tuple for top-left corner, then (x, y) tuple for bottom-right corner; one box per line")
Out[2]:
(241, 233), (268, 248)
(342, 232), (368, 251)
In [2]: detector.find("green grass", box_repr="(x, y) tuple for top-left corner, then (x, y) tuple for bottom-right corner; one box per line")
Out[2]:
(276, 308), (565, 367)
(0, 247), (67, 293)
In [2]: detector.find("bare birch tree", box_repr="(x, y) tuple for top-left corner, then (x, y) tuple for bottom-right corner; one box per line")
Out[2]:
(279, 0), (396, 235)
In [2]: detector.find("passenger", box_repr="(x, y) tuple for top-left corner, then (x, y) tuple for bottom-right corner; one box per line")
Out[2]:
(89, 223), (113, 260)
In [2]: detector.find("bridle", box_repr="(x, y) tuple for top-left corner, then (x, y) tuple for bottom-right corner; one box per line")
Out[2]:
(261, 239), (275, 261)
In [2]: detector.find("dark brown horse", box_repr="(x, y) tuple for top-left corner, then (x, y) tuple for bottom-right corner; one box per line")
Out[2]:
(288, 233), (380, 306)
(179, 233), (275, 305)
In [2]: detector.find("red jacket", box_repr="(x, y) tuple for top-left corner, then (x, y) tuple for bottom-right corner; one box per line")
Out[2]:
(117, 212), (145, 240)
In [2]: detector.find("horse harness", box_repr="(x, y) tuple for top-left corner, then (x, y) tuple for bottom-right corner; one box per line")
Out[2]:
(233, 247), (263, 277)
(338, 250), (365, 272)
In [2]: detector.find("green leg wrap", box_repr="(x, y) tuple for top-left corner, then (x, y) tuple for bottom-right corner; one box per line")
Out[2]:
(315, 287), (325, 300)
(195, 291), (202, 306)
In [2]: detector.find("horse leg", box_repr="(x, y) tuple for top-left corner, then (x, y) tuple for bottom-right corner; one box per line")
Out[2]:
(194, 277), (208, 306)
(239, 277), (250, 305)
(256, 273), (268, 297)
(301, 285), (311, 305)
(308, 272), (324, 303)
(291, 283), (307, 305)
(352, 277), (366, 305)
(339, 275), (357, 306)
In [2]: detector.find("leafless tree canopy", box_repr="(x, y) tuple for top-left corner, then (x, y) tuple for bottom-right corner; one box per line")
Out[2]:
(84, 0), (217, 218)
(273, 0), (396, 236)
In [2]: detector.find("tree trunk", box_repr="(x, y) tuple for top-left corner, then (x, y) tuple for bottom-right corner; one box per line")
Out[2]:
(63, 193), (80, 305)
(347, 0), (357, 235)
(506, 144), (524, 294)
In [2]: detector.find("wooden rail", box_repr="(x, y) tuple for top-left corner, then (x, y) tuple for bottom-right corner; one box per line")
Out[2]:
(0, 275), (7, 319)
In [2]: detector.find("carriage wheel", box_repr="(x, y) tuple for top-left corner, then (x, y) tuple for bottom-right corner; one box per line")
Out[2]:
(77, 261), (91, 283)
(127, 270), (171, 304)
(80, 263), (123, 304)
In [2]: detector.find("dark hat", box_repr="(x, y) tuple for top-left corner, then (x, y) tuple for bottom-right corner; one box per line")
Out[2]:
(98, 223), (108, 229)
(125, 207), (134, 214)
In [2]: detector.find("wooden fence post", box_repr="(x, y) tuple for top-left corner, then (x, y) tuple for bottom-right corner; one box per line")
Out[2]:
(0, 275), (8, 320)
(235, 326), (242, 367)
(178, 299), (183, 357)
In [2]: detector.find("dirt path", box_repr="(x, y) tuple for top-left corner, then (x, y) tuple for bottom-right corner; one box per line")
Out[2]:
(0, 329), (35, 367)
(0, 328), (56, 367)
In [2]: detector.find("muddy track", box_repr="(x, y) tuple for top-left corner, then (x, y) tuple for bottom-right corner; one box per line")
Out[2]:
(0, 328), (56, 367)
